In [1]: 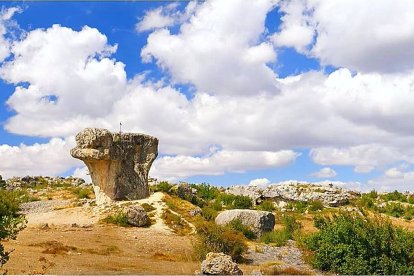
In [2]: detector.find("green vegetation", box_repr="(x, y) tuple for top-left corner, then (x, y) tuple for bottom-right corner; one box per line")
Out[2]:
(102, 211), (129, 227)
(216, 193), (252, 209)
(257, 200), (275, 212)
(71, 187), (93, 199)
(0, 189), (27, 266)
(305, 212), (414, 275)
(141, 203), (156, 212)
(0, 176), (6, 189)
(227, 219), (255, 239)
(261, 214), (302, 246)
(308, 200), (324, 212)
(162, 209), (192, 235)
(193, 221), (247, 261)
(150, 181), (172, 193)
(201, 206), (218, 221)
(191, 183), (220, 201)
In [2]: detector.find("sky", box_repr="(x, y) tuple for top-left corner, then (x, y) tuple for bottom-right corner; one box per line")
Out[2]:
(1, 0), (414, 192)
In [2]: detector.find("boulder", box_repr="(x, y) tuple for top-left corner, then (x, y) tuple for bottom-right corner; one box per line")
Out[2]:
(215, 209), (275, 236)
(201, 252), (243, 275)
(71, 128), (158, 203)
(171, 183), (194, 200)
(125, 205), (149, 227)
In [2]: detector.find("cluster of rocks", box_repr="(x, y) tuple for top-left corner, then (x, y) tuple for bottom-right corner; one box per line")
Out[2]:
(227, 182), (358, 207)
(5, 176), (88, 190)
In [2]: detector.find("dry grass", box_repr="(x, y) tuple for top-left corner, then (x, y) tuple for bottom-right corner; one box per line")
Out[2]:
(260, 265), (313, 275)
(29, 241), (79, 255)
(162, 209), (193, 235)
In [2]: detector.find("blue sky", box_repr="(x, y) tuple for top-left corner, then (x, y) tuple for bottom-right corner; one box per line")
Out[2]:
(1, 0), (414, 191)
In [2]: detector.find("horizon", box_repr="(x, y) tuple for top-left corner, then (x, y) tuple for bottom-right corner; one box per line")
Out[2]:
(1, 0), (414, 192)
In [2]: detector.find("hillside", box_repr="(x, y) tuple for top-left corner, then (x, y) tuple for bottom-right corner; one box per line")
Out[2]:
(3, 177), (414, 274)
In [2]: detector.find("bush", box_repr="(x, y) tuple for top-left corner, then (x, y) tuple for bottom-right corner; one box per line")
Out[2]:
(260, 215), (302, 246)
(0, 176), (6, 189)
(151, 181), (172, 193)
(0, 190), (26, 266)
(201, 206), (218, 221)
(193, 183), (220, 201)
(381, 190), (407, 202)
(305, 212), (414, 275)
(261, 229), (289, 246)
(217, 194), (252, 209)
(308, 200), (324, 212)
(210, 200), (223, 211)
(71, 187), (92, 199)
(227, 219), (255, 239)
(193, 221), (247, 261)
(102, 211), (129, 227)
(258, 200), (275, 212)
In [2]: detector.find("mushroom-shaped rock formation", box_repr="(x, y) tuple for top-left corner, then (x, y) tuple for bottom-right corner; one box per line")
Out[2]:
(71, 128), (158, 202)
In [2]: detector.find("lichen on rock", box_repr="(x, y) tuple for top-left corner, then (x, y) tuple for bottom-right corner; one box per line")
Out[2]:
(71, 128), (158, 203)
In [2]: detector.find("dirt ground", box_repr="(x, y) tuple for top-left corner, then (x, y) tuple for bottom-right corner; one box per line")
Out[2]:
(3, 192), (263, 275)
(4, 224), (200, 275)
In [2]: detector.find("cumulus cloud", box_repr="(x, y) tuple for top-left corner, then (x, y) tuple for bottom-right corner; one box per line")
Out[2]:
(368, 167), (414, 192)
(151, 150), (298, 180)
(310, 144), (412, 173)
(273, 0), (414, 73)
(0, 138), (81, 178)
(0, 6), (21, 62)
(248, 178), (271, 187)
(141, 0), (279, 96)
(136, 2), (197, 32)
(72, 166), (92, 183)
(311, 167), (337, 178)
(3, 0), (414, 188)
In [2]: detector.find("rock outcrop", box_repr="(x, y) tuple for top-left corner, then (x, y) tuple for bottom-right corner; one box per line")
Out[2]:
(125, 205), (149, 227)
(227, 182), (357, 207)
(71, 128), (158, 203)
(201, 252), (243, 275)
(215, 209), (275, 237)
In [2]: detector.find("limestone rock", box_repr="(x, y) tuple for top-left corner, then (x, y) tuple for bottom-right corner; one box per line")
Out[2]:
(71, 128), (158, 202)
(189, 207), (202, 217)
(215, 209), (275, 237)
(125, 205), (149, 227)
(201, 252), (243, 275)
(171, 183), (195, 200)
(227, 182), (358, 207)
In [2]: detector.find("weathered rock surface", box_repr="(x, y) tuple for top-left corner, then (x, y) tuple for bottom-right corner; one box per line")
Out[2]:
(227, 182), (358, 207)
(71, 128), (158, 202)
(201, 252), (243, 275)
(215, 209), (275, 236)
(125, 205), (149, 227)
(5, 176), (87, 190)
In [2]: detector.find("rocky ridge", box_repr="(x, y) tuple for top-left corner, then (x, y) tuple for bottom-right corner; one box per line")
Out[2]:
(227, 181), (358, 207)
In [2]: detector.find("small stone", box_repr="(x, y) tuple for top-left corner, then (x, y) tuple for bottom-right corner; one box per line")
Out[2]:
(125, 205), (149, 227)
(201, 252), (243, 275)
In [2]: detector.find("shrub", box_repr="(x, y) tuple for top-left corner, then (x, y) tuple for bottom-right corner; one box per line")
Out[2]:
(193, 221), (247, 261)
(102, 211), (129, 227)
(0, 189), (26, 266)
(232, 195), (252, 209)
(210, 200), (223, 211)
(261, 230), (289, 246)
(227, 219), (255, 239)
(305, 212), (414, 275)
(385, 202), (405, 218)
(381, 190), (407, 202)
(216, 194), (252, 209)
(258, 200), (275, 212)
(0, 176), (6, 189)
(281, 215), (302, 239)
(71, 187), (92, 199)
(308, 200), (324, 212)
(201, 206), (218, 221)
(151, 181), (172, 193)
(260, 215), (302, 246)
(292, 201), (308, 213)
(193, 183), (220, 201)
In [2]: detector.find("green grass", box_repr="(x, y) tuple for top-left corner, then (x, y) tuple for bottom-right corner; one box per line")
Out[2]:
(102, 211), (129, 227)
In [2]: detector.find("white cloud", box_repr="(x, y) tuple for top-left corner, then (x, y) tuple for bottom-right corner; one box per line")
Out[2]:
(72, 166), (92, 183)
(151, 150), (298, 180)
(273, 0), (414, 73)
(0, 7), (21, 62)
(141, 0), (279, 96)
(311, 167), (337, 178)
(136, 3), (198, 32)
(0, 138), (81, 178)
(310, 144), (410, 173)
(248, 178), (271, 187)
(368, 167), (414, 192)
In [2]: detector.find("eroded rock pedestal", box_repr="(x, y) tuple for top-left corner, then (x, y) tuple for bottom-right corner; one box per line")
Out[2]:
(71, 128), (158, 203)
